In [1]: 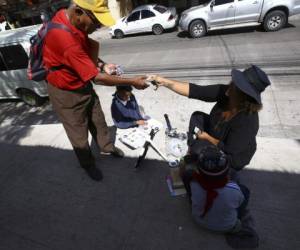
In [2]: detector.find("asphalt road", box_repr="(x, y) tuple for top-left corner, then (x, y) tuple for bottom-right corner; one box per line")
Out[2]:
(100, 19), (300, 75)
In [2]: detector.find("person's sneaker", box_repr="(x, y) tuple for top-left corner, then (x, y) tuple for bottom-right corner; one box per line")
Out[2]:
(82, 165), (103, 181)
(110, 146), (124, 158)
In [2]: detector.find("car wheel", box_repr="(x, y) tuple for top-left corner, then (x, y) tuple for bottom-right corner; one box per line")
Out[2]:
(263, 10), (287, 32)
(114, 29), (124, 39)
(17, 88), (44, 106)
(152, 24), (164, 35)
(189, 20), (206, 38)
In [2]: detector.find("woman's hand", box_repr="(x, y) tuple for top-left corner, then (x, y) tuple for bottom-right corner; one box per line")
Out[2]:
(196, 130), (208, 140)
(196, 131), (220, 146)
(146, 75), (190, 97)
(147, 75), (167, 87)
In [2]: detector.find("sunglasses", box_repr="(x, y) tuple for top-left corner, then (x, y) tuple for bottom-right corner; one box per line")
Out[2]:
(79, 7), (102, 29)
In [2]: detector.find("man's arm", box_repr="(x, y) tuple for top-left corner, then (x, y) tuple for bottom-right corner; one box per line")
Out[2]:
(93, 73), (148, 90)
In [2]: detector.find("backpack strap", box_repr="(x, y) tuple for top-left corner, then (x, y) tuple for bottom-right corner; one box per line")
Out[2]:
(47, 22), (71, 33)
(43, 22), (72, 73)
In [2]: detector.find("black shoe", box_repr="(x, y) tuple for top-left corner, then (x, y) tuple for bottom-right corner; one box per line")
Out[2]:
(82, 165), (103, 181)
(110, 146), (124, 158)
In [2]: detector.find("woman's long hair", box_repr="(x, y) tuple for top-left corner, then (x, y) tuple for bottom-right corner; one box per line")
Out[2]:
(228, 82), (262, 114)
(237, 88), (262, 114)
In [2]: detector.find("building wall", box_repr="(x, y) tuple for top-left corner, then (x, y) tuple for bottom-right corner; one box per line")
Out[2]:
(107, 0), (206, 21)
(108, 0), (134, 20)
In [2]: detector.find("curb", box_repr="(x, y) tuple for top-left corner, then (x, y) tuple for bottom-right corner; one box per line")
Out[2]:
(290, 14), (300, 21)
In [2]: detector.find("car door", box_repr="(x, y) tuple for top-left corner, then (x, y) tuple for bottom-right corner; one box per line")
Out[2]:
(0, 44), (29, 98)
(209, 0), (235, 27)
(0, 44), (47, 99)
(125, 11), (141, 34)
(234, 0), (263, 24)
(0, 48), (11, 98)
(139, 10), (156, 32)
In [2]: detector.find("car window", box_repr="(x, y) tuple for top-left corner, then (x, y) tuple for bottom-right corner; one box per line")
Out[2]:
(0, 53), (6, 71)
(127, 11), (140, 22)
(0, 44), (28, 70)
(214, 0), (234, 6)
(153, 5), (167, 13)
(141, 10), (156, 19)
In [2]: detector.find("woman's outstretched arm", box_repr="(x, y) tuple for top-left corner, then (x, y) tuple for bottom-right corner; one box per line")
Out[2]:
(148, 75), (190, 97)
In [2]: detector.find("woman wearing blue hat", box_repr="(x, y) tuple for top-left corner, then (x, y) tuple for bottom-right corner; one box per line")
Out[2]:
(148, 65), (271, 176)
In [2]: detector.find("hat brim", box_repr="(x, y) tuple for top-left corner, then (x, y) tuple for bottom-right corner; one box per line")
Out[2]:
(93, 11), (116, 27)
(231, 69), (261, 104)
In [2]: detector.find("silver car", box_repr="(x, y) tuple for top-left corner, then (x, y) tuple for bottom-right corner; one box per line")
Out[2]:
(0, 25), (48, 106)
(179, 0), (300, 38)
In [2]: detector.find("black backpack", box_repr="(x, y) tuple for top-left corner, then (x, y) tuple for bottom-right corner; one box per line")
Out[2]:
(27, 22), (71, 81)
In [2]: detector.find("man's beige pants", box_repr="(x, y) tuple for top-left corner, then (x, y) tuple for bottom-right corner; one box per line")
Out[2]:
(48, 83), (114, 168)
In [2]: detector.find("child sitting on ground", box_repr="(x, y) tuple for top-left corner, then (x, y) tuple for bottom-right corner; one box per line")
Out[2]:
(111, 85), (148, 129)
(181, 145), (249, 234)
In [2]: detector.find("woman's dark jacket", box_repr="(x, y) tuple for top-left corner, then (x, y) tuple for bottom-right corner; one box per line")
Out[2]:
(189, 83), (259, 171)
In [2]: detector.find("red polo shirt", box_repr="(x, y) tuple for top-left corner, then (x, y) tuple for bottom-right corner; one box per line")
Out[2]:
(43, 10), (99, 90)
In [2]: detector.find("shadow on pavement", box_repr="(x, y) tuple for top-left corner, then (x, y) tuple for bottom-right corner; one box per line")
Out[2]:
(0, 142), (299, 250)
(111, 27), (177, 40)
(0, 99), (59, 127)
(177, 26), (258, 39)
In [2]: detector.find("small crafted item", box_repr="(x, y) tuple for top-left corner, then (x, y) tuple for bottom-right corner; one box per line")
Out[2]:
(164, 114), (188, 195)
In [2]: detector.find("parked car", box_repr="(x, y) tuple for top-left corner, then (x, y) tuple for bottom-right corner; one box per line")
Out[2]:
(110, 4), (178, 39)
(179, 0), (300, 38)
(0, 25), (48, 106)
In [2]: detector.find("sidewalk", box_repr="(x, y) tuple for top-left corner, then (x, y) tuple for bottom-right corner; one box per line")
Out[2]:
(0, 124), (300, 250)
(0, 103), (300, 249)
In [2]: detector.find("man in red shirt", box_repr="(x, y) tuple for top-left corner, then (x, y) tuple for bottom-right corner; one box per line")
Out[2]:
(43, 0), (148, 181)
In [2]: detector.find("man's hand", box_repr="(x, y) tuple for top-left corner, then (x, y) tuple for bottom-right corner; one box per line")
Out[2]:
(103, 63), (118, 75)
(132, 76), (149, 90)
(136, 120), (147, 126)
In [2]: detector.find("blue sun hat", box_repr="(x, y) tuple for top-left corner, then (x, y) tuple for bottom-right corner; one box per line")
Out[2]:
(231, 65), (271, 104)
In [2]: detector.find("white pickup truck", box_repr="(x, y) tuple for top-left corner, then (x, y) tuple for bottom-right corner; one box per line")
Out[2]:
(179, 0), (300, 38)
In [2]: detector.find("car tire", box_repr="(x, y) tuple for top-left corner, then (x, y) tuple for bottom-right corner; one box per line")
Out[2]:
(263, 10), (287, 32)
(17, 88), (44, 106)
(189, 20), (206, 38)
(114, 29), (124, 39)
(152, 24), (164, 35)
